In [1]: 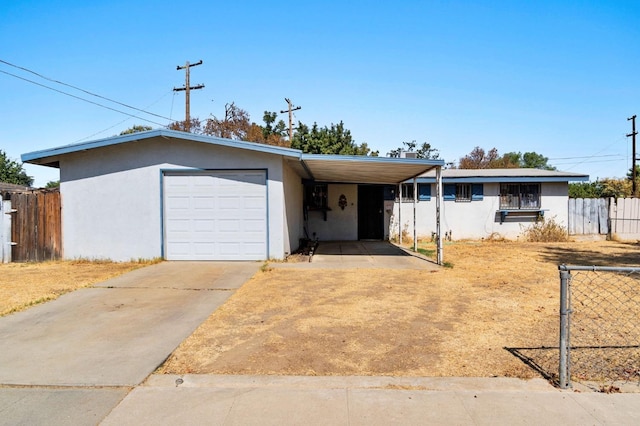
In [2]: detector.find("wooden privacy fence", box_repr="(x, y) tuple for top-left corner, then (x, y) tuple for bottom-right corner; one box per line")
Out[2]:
(609, 197), (640, 239)
(568, 198), (609, 235)
(9, 189), (62, 262)
(569, 197), (640, 239)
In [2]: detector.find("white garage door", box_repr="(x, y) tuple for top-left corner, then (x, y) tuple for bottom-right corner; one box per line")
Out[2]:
(163, 171), (267, 260)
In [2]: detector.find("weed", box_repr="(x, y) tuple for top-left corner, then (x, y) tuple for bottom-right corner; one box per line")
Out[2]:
(389, 220), (413, 245)
(260, 261), (273, 273)
(416, 247), (435, 257)
(484, 232), (508, 242)
(521, 216), (569, 242)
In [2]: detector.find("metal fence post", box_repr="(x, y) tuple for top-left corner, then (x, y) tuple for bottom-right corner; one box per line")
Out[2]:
(559, 265), (570, 389)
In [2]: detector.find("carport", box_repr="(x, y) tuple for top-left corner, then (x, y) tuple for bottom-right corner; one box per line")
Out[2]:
(286, 154), (445, 265)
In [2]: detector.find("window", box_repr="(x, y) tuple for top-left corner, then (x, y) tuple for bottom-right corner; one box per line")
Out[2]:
(455, 183), (471, 202)
(444, 183), (483, 202)
(305, 183), (328, 210)
(500, 183), (541, 209)
(396, 183), (431, 202)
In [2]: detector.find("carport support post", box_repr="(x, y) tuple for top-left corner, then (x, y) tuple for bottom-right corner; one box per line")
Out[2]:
(398, 183), (402, 244)
(413, 177), (417, 252)
(436, 166), (443, 265)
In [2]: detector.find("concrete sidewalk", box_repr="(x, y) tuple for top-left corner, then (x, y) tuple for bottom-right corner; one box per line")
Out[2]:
(102, 375), (640, 425)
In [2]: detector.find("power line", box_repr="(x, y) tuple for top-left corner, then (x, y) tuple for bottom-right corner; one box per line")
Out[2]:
(548, 154), (621, 160)
(74, 90), (175, 143)
(0, 69), (167, 126)
(0, 59), (173, 122)
(552, 158), (626, 166)
(562, 136), (627, 171)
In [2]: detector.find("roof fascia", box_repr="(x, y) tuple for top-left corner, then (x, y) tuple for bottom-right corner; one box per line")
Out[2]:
(412, 175), (590, 183)
(22, 129), (303, 164)
(300, 153), (444, 166)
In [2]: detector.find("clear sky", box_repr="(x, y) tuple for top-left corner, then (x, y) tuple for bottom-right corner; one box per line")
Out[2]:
(1, 0), (639, 186)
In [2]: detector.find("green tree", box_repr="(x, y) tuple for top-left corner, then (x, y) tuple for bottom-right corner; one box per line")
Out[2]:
(261, 111), (287, 141)
(521, 152), (556, 170)
(625, 165), (640, 195)
(291, 121), (377, 156)
(119, 125), (152, 135)
(387, 141), (440, 159)
(568, 181), (603, 198)
(600, 178), (633, 198)
(0, 150), (33, 186)
(45, 180), (60, 188)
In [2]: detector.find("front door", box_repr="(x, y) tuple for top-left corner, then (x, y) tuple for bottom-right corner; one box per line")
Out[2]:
(358, 185), (384, 240)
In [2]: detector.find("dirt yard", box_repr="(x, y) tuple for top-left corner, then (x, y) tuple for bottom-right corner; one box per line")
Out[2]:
(0, 259), (158, 316)
(160, 240), (640, 379)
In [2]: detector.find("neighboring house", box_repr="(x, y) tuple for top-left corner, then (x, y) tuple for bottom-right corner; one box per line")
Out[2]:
(392, 168), (589, 240)
(22, 129), (443, 261)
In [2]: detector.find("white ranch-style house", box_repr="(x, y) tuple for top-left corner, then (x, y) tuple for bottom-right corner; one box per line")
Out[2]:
(22, 129), (444, 262)
(22, 130), (588, 262)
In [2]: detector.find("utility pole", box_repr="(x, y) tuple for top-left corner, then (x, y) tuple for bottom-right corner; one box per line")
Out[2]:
(628, 115), (638, 196)
(173, 60), (204, 132)
(280, 98), (301, 141)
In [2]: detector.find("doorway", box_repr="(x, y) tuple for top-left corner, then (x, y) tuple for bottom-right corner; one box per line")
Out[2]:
(358, 185), (384, 240)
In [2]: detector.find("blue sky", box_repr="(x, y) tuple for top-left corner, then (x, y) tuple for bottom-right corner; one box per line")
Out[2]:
(1, 1), (639, 186)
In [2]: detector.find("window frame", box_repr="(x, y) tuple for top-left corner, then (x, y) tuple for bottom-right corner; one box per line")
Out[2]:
(397, 183), (431, 202)
(499, 182), (541, 210)
(444, 183), (483, 202)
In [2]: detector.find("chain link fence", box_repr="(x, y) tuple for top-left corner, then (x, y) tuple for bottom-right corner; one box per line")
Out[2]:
(559, 265), (640, 391)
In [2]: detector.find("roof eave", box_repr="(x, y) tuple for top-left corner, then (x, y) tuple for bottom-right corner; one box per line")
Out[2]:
(21, 129), (304, 167)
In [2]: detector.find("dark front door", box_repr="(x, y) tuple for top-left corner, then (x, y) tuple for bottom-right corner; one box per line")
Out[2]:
(358, 185), (384, 240)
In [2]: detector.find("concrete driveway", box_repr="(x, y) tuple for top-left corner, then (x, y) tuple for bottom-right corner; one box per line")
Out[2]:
(0, 261), (260, 425)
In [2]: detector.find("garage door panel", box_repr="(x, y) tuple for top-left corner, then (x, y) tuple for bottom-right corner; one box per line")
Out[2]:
(166, 195), (190, 210)
(244, 219), (267, 232)
(242, 243), (267, 256)
(218, 219), (240, 232)
(164, 171), (267, 260)
(193, 242), (216, 255)
(166, 219), (189, 232)
(193, 219), (215, 232)
(193, 196), (215, 210)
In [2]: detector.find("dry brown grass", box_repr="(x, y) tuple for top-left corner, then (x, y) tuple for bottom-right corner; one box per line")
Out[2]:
(160, 240), (640, 378)
(0, 259), (160, 316)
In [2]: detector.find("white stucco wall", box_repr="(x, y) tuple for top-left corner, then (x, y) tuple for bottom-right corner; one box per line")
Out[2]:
(282, 160), (304, 255)
(392, 182), (569, 240)
(306, 184), (358, 241)
(60, 137), (293, 261)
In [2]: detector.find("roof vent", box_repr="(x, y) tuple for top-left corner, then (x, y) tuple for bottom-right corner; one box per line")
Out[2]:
(400, 151), (418, 159)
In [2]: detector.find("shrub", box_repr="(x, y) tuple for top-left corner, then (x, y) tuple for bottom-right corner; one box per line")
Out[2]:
(521, 216), (569, 242)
